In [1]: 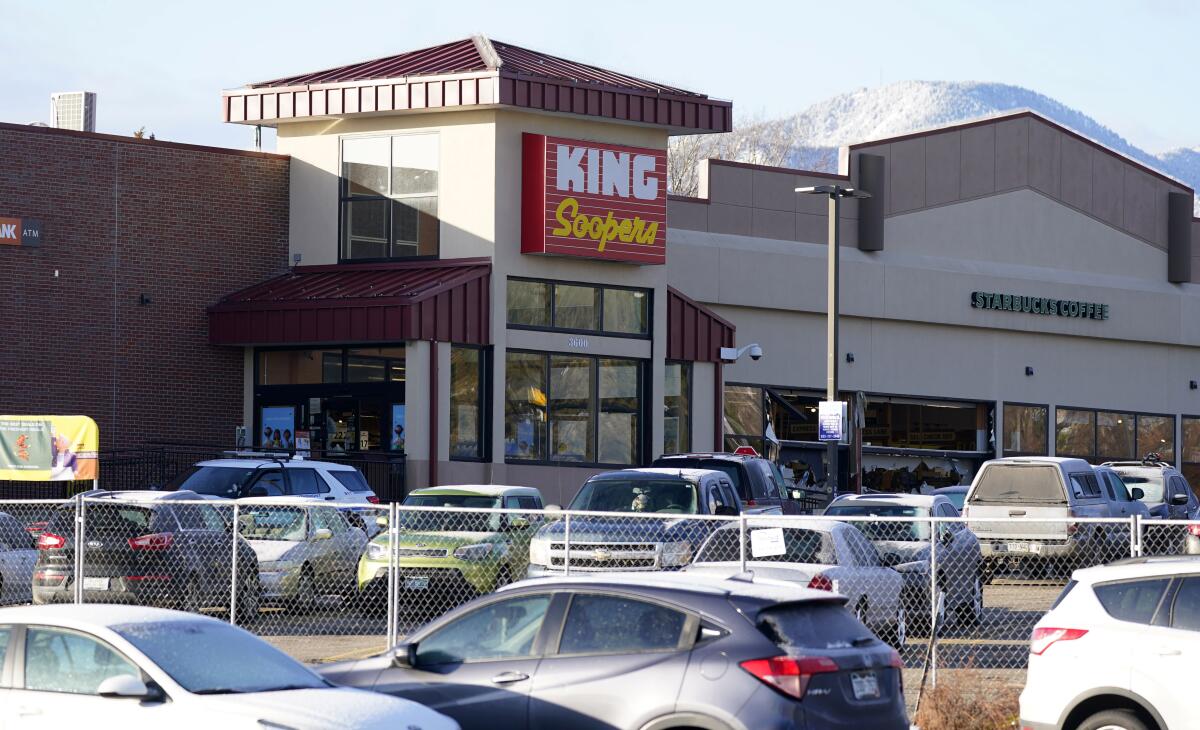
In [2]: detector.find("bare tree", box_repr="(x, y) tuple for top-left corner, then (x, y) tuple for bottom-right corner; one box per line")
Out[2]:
(667, 114), (803, 197)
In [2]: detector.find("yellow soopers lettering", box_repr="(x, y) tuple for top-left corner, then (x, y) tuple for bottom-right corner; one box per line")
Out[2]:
(552, 198), (659, 252)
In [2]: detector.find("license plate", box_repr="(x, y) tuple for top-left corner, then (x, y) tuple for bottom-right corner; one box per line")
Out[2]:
(404, 576), (430, 590)
(1006, 542), (1030, 554)
(83, 577), (110, 591)
(851, 671), (880, 699)
(1030, 543), (1043, 555)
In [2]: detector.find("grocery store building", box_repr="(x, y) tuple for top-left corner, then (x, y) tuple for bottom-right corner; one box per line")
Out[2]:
(206, 35), (1200, 504)
(10, 35), (1198, 504)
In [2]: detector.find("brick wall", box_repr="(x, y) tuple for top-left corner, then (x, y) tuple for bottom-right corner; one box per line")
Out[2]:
(0, 123), (289, 448)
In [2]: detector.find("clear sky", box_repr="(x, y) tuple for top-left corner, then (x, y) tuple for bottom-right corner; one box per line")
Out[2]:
(4, 0), (1196, 154)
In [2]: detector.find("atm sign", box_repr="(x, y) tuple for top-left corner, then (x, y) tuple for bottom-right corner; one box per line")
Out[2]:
(521, 134), (666, 265)
(0, 217), (42, 247)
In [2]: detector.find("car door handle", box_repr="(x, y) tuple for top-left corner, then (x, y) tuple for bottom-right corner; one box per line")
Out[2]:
(491, 671), (529, 685)
(1008, 510), (1026, 516)
(1158, 648), (1182, 657)
(17, 706), (43, 717)
(324, 496), (336, 501)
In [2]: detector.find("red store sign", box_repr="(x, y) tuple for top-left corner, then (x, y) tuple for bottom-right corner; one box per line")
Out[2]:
(521, 133), (666, 265)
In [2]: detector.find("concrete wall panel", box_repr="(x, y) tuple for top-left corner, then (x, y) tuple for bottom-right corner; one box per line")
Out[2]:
(924, 132), (961, 206)
(1028, 119), (1061, 197)
(1123, 167), (1159, 246)
(752, 168), (799, 212)
(995, 117), (1030, 191)
(707, 202), (753, 236)
(1059, 135), (1094, 212)
(1092, 152), (1125, 229)
(753, 207), (797, 241)
(960, 125), (996, 199)
(889, 138), (927, 213)
(707, 163), (754, 207)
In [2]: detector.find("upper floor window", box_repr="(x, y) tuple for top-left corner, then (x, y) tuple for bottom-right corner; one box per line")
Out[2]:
(340, 134), (439, 261)
(506, 278), (649, 336)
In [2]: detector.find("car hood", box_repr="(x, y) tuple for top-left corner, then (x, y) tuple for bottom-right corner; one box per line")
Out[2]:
(199, 686), (457, 730)
(371, 531), (504, 550)
(534, 515), (703, 543)
(245, 540), (305, 563)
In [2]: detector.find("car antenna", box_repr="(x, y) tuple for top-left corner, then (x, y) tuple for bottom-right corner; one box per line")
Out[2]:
(729, 570), (756, 583)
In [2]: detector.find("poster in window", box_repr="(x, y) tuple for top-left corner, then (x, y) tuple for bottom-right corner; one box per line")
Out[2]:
(515, 419), (535, 457)
(261, 407), (295, 450)
(391, 404), (406, 452)
(664, 416), (680, 454)
(456, 406), (478, 453)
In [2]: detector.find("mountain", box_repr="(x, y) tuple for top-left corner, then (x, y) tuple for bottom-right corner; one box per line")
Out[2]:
(669, 81), (1199, 214)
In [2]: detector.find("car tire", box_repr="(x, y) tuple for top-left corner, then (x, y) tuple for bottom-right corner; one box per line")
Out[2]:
(180, 574), (202, 613)
(957, 574), (983, 625)
(237, 572), (261, 624)
(1075, 709), (1149, 730)
(294, 565), (316, 615)
(881, 608), (907, 648)
(854, 598), (869, 624)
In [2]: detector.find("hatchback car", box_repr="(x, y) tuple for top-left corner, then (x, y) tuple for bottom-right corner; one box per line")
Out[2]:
(162, 456), (379, 505)
(1019, 556), (1200, 730)
(0, 603), (459, 729)
(32, 491), (260, 617)
(320, 572), (908, 730)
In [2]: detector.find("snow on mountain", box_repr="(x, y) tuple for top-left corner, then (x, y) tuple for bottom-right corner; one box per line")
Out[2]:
(670, 80), (1198, 214)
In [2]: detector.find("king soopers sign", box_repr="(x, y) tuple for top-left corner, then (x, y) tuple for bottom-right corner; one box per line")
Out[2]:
(522, 133), (666, 265)
(971, 291), (1109, 320)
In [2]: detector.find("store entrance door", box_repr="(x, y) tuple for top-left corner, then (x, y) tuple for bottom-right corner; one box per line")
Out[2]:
(322, 398), (358, 453)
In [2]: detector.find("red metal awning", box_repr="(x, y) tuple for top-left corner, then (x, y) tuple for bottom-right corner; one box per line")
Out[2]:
(208, 259), (490, 346)
(667, 286), (734, 362)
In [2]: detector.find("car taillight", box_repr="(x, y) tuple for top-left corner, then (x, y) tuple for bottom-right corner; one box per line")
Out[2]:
(1066, 523), (1079, 535)
(37, 532), (66, 550)
(889, 648), (903, 693)
(366, 495), (380, 504)
(1187, 524), (1200, 537)
(739, 655), (839, 700)
(1030, 627), (1088, 655)
(128, 533), (175, 551)
(807, 574), (834, 591)
(745, 499), (757, 507)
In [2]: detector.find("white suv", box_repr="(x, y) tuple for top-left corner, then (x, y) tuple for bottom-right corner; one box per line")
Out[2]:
(1019, 556), (1200, 730)
(161, 455), (379, 505)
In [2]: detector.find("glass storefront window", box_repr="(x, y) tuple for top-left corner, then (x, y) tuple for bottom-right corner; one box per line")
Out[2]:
(550, 355), (594, 463)
(1184, 417), (1200, 494)
(1056, 408), (1096, 458)
(664, 362), (691, 454)
(1137, 415), (1175, 463)
(1096, 411), (1135, 461)
(724, 385), (764, 439)
(770, 390), (821, 443)
(258, 349), (343, 385)
(504, 353), (548, 461)
(1003, 404), (1048, 455)
(507, 280), (551, 327)
(450, 347), (484, 460)
(347, 347), (406, 383)
(598, 359), (640, 465)
(340, 134), (439, 261)
(862, 399), (982, 452)
(603, 289), (649, 335)
(553, 285), (600, 331)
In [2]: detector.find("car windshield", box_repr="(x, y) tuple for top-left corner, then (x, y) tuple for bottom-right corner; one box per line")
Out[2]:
(1115, 473), (1165, 503)
(164, 466), (257, 498)
(400, 494), (502, 532)
(696, 527), (836, 564)
(239, 507), (306, 541)
(970, 465), (1067, 505)
(823, 504), (931, 542)
(114, 620), (327, 694)
(569, 479), (699, 514)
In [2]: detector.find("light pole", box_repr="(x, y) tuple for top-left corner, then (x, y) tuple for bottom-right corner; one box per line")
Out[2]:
(795, 184), (871, 493)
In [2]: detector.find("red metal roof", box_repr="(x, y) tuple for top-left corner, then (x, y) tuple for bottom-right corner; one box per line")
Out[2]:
(251, 36), (703, 98)
(667, 287), (735, 362)
(208, 259), (490, 346)
(225, 35), (730, 134)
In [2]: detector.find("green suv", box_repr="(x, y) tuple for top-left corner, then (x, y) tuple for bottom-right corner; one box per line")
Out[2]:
(358, 485), (544, 607)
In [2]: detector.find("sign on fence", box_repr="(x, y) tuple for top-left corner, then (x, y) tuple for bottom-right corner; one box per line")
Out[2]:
(0, 415), (98, 481)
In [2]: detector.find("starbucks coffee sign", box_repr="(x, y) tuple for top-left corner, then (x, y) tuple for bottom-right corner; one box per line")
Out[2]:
(971, 291), (1109, 320)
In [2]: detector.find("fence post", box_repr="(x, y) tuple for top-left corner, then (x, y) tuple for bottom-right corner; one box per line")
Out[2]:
(229, 503), (240, 626)
(73, 496), (85, 604)
(386, 501), (399, 650)
(929, 514), (938, 687)
(1130, 514), (1141, 558)
(564, 512), (572, 577)
(739, 514), (747, 573)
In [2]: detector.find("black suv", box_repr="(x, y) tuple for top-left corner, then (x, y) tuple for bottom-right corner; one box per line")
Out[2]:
(32, 490), (259, 616)
(652, 452), (802, 513)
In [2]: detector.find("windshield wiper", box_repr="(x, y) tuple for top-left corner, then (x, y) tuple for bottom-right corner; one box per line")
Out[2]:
(192, 687), (251, 695)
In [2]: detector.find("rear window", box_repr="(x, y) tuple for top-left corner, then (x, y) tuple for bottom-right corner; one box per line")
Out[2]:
(757, 602), (876, 650)
(1115, 472), (1165, 503)
(696, 527), (835, 564)
(165, 466), (257, 499)
(970, 465), (1066, 505)
(330, 470), (373, 493)
(823, 504), (931, 542)
(1093, 578), (1169, 625)
(50, 503), (161, 538)
(654, 458), (748, 499)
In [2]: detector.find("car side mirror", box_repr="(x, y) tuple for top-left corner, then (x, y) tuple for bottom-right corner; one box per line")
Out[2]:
(507, 516), (530, 531)
(1172, 493), (1190, 506)
(712, 505), (738, 517)
(97, 675), (152, 699)
(1130, 487), (1145, 501)
(392, 642), (418, 668)
(312, 528), (333, 541)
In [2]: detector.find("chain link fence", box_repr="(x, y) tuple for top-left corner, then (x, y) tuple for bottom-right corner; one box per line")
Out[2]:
(0, 497), (1190, 713)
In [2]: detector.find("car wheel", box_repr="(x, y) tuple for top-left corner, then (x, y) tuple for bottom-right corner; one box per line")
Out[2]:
(1075, 709), (1149, 730)
(854, 598), (868, 624)
(957, 574), (983, 625)
(882, 607), (907, 648)
(294, 565), (316, 614)
(237, 572), (261, 623)
(180, 574), (202, 613)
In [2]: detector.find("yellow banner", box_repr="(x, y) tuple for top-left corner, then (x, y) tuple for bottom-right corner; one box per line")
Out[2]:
(0, 416), (99, 482)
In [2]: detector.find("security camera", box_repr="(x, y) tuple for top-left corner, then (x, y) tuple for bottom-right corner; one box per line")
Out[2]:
(749, 345), (763, 361)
